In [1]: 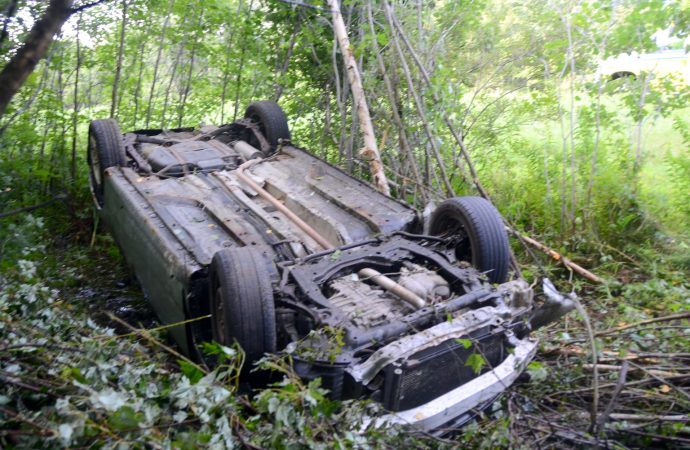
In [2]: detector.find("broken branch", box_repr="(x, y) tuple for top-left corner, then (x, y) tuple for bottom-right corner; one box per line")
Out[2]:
(595, 311), (690, 337)
(506, 226), (602, 283)
(0, 193), (66, 219)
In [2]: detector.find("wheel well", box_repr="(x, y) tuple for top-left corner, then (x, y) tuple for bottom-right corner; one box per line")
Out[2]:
(186, 269), (213, 363)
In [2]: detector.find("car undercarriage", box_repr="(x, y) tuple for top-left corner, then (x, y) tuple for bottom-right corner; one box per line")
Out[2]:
(87, 101), (573, 432)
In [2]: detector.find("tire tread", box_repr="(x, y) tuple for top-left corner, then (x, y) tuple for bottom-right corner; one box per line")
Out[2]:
(244, 101), (290, 149)
(429, 196), (510, 283)
(210, 247), (276, 363)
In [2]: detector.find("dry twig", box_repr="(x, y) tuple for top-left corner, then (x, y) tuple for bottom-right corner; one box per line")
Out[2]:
(595, 311), (690, 337)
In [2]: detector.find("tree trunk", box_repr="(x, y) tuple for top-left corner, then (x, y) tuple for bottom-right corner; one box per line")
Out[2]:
(178, 7), (204, 128)
(331, 35), (346, 166)
(383, 1), (454, 196)
(565, 14), (578, 234)
(585, 70), (605, 217)
(144, 0), (174, 128)
(0, 0), (75, 118)
(326, 0), (390, 195)
(131, 38), (147, 129)
(231, 0), (255, 122)
(366, 3), (426, 202)
(633, 75), (650, 175)
(110, 0), (128, 119)
(70, 13), (82, 182)
(386, 1), (491, 199)
(161, 38), (185, 128)
(273, 15), (301, 102)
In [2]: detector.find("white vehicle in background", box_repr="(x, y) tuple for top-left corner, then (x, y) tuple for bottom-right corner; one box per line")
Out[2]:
(598, 48), (690, 84)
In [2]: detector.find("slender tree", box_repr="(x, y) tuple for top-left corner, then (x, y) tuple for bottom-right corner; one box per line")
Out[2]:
(110, 0), (128, 118)
(145, 0), (174, 128)
(220, 0), (242, 124)
(326, 0), (390, 195)
(178, 5), (204, 128)
(232, 0), (254, 121)
(70, 13), (83, 182)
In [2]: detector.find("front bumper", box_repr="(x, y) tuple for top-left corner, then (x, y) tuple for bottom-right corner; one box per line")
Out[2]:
(374, 336), (538, 431)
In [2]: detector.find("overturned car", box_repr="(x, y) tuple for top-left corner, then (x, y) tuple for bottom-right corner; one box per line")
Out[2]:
(87, 101), (570, 431)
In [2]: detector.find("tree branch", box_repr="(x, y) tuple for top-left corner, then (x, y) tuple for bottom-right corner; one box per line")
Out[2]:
(0, 193), (66, 219)
(71, 0), (111, 14)
(0, 0), (19, 49)
(595, 311), (690, 337)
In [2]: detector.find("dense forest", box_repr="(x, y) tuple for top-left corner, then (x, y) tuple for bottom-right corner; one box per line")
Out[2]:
(1, 0), (689, 448)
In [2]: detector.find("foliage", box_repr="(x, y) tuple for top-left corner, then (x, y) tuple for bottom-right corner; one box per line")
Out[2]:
(1, 0), (690, 447)
(0, 222), (441, 449)
(1, 0), (689, 248)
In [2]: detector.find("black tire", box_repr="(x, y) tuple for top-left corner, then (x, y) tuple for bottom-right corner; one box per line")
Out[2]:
(87, 119), (126, 208)
(429, 196), (510, 283)
(244, 100), (290, 153)
(209, 247), (277, 365)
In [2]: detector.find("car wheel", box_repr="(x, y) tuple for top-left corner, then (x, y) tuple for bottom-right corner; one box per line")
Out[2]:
(87, 119), (126, 208)
(244, 100), (290, 154)
(209, 247), (277, 365)
(429, 196), (510, 284)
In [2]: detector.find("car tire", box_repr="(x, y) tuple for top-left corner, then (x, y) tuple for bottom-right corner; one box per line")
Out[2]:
(429, 196), (510, 284)
(88, 119), (126, 208)
(209, 247), (277, 365)
(244, 100), (290, 153)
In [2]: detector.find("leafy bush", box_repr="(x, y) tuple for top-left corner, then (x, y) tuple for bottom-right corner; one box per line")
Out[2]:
(0, 220), (441, 449)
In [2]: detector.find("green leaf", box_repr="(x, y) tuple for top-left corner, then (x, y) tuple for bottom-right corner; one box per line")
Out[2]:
(62, 366), (87, 384)
(527, 361), (548, 382)
(108, 406), (143, 431)
(465, 353), (486, 375)
(178, 359), (204, 384)
(455, 338), (473, 349)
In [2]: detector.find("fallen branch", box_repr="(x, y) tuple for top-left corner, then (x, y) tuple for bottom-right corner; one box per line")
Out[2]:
(0, 193), (66, 219)
(585, 412), (690, 422)
(106, 312), (209, 376)
(546, 346), (690, 362)
(595, 361), (628, 435)
(582, 363), (679, 378)
(91, 314), (211, 341)
(573, 299), (599, 432)
(0, 406), (54, 436)
(595, 311), (690, 337)
(522, 414), (606, 446)
(551, 374), (690, 396)
(0, 374), (58, 397)
(614, 429), (690, 445)
(507, 227), (602, 283)
(630, 360), (690, 403)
